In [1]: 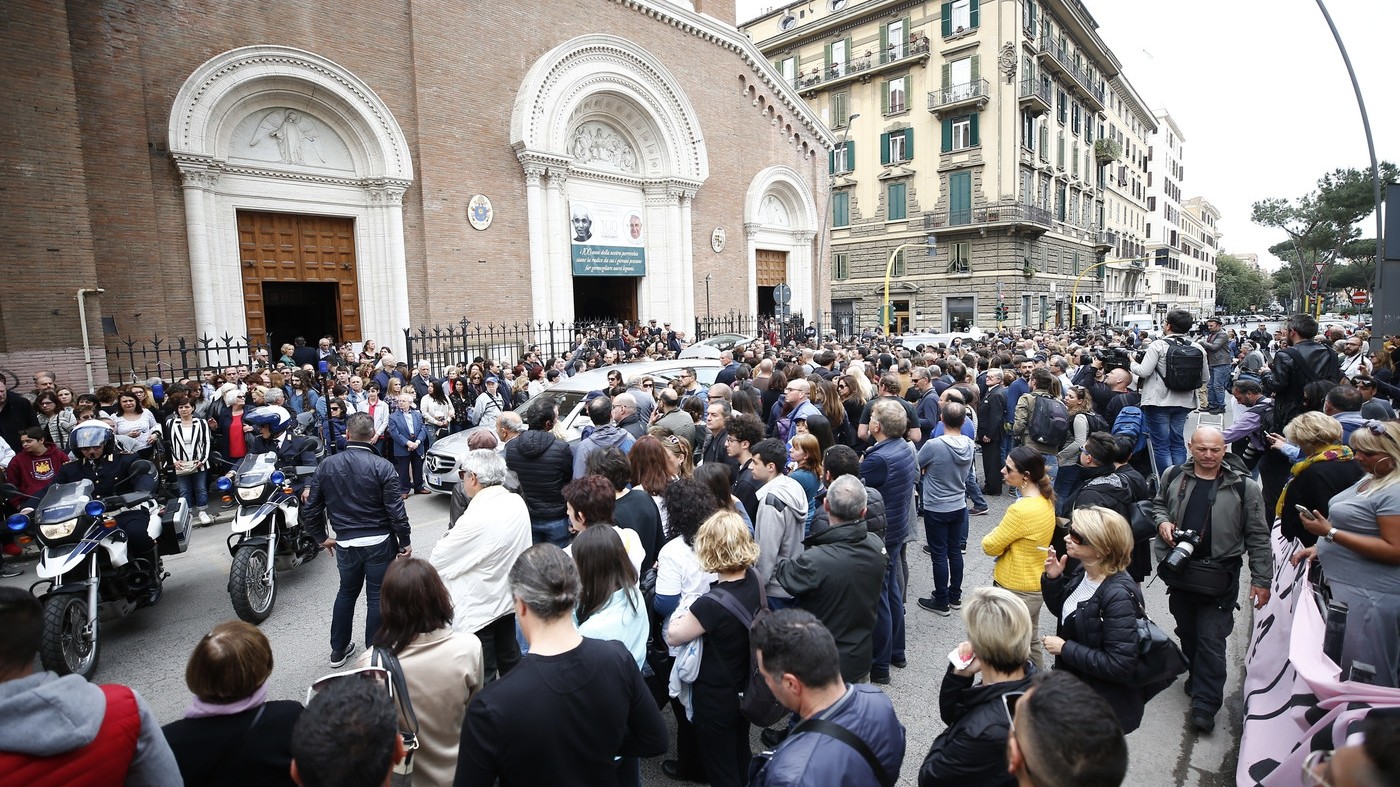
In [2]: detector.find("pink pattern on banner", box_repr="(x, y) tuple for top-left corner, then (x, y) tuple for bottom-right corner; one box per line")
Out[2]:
(1237, 532), (1400, 786)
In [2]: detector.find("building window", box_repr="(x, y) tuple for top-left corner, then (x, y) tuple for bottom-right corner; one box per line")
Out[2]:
(943, 115), (979, 152)
(946, 296), (975, 332)
(884, 76), (908, 114)
(1073, 251), (1081, 276)
(949, 170), (972, 224)
(777, 56), (796, 83)
(887, 182), (907, 220)
(891, 248), (906, 276)
(882, 128), (912, 164)
(826, 38), (850, 77)
(1071, 102), (1081, 135)
(1056, 134), (1064, 168)
(884, 18), (906, 60)
(1055, 184), (1066, 221)
(832, 191), (850, 227)
(1057, 90), (1067, 124)
(831, 92), (850, 128)
(833, 252), (849, 280)
(1021, 111), (1036, 151)
(829, 140), (854, 174)
(949, 241), (970, 273)
(943, 0), (978, 36)
(944, 56), (979, 100)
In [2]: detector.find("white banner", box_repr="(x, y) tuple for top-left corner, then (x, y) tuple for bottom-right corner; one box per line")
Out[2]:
(1237, 531), (1400, 785)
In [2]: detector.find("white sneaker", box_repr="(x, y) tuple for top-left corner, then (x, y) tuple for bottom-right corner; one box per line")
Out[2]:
(197, 511), (213, 526)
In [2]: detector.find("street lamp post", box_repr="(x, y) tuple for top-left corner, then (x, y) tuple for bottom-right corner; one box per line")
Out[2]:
(882, 241), (935, 332)
(704, 273), (712, 320)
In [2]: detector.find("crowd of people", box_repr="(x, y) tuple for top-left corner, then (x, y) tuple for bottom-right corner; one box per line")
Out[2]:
(2, 310), (1399, 786)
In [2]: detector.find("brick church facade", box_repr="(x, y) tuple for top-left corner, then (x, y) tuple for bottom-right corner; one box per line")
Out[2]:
(1, 0), (831, 385)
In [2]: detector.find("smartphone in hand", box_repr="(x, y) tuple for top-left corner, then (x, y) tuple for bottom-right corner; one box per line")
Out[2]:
(1295, 504), (1317, 520)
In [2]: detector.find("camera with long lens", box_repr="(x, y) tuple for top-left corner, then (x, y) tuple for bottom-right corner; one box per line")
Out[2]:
(1093, 346), (1135, 374)
(1164, 528), (1203, 571)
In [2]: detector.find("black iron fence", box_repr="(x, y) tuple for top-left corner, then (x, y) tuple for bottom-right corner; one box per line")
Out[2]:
(402, 320), (586, 375)
(105, 334), (274, 384)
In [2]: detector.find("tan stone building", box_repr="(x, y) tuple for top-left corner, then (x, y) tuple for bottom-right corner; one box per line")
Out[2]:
(1, 0), (831, 385)
(743, 0), (1131, 334)
(1098, 73), (1156, 325)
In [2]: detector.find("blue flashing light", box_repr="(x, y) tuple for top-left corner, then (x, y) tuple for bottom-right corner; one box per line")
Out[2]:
(6, 514), (27, 532)
(84, 501), (106, 518)
(216, 477), (233, 491)
(270, 471), (287, 486)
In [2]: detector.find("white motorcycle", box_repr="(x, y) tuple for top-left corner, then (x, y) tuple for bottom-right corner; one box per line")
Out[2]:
(219, 449), (322, 622)
(3, 470), (191, 677)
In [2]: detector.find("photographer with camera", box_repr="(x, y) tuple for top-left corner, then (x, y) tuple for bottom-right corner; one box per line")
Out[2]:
(1150, 426), (1270, 734)
(1129, 309), (1209, 472)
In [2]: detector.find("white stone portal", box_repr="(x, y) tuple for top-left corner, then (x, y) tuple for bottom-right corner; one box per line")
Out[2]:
(167, 45), (413, 345)
(511, 34), (709, 328)
(745, 166), (819, 318)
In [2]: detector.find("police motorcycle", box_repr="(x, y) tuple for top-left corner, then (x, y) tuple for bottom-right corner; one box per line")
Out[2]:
(220, 405), (321, 623)
(3, 421), (191, 678)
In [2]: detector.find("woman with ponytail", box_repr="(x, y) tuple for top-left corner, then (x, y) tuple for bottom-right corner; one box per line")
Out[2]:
(980, 445), (1056, 669)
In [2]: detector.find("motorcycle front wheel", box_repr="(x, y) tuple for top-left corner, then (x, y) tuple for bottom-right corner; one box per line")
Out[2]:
(41, 594), (99, 678)
(229, 545), (276, 623)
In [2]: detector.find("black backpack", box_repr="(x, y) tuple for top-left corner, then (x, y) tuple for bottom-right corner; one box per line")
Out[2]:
(1027, 394), (1071, 448)
(1161, 336), (1205, 392)
(1083, 411), (1111, 436)
(706, 571), (788, 728)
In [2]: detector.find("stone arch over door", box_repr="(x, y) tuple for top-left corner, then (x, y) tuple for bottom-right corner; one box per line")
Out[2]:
(744, 166), (818, 318)
(511, 34), (709, 327)
(167, 45), (413, 344)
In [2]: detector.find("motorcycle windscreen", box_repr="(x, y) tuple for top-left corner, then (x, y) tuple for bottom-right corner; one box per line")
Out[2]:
(36, 480), (96, 525)
(232, 452), (279, 487)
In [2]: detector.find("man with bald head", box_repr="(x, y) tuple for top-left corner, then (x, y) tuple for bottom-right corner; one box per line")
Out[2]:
(776, 378), (822, 444)
(1150, 425), (1270, 735)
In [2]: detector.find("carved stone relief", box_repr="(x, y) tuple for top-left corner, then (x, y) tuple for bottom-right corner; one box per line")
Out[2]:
(229, 108), (354, 171)
(569, 120), (639, 173)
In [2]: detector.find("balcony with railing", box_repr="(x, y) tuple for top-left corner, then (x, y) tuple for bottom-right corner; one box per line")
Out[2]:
(1035, 34), (1105, 110)
(924, 202), (1054, 237)
(928, 78), (989, 116)
(791, 37), (930, 93)
(1089, 225), (1117, 251)
(1019, 76), (1051, 115)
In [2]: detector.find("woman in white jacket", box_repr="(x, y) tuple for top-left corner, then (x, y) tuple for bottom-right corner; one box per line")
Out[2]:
(428, 449), (531, 681)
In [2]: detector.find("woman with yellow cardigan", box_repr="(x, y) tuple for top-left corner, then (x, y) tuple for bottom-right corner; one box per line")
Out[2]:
(982, 445), (1057, 669)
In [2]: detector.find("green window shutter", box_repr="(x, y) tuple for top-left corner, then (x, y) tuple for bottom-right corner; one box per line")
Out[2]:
(845, 37), (853, 63)
(890, 183), (907, 220)
(880, 24), (888, 54)
(829, 149), (836, 175)
(941, 1), (952, 36)
(824, 43), (832, 71)
(941, 62), (951, 90)
(969, 0), (980, 28)
(941, 118), (953, 152)
(904, 128), (915, 160)
(881, 81), (890, 115)
(969, 114), (980, 146)
(845, 140), (855, 171)
(903, 16), (913, 47)
(880, 132), (891, 165)
(970, 55), (980, 82)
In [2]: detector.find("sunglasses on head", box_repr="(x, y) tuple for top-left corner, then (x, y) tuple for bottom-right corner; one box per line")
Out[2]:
(305, 665), (389, 705)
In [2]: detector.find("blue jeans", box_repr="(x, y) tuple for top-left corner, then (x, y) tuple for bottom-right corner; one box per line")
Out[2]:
(965, 464), (987, 510)
(1052, 461), (1080, 506)
(531, 516), (571, 547)
(175, 470), (208, 510)
(871, 541), (906, 675)
(923, 510), (965, 607)
(1146, 405), (1192, 471)
(331, 537), (395, 655)
(1207, 364), (1232, 410)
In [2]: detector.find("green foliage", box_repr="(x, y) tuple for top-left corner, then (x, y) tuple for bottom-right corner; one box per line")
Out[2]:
(1215, 253), (1272, 314)
(1250, 163), (1396, 302)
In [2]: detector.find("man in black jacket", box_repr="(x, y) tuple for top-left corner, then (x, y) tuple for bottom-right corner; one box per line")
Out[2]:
(0, 377), (38, 452)
(1260, 313), (1342, 511)
(504, 399), (574, 546)
(977, 370), (1008, 494)
(302, 412), (411, 666)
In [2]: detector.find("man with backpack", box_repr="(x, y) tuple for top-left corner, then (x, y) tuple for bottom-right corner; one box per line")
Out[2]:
(1258, 313), (1343, 511)
(1129, 309), (1209, 471)
(1013, 368), (1069, 482)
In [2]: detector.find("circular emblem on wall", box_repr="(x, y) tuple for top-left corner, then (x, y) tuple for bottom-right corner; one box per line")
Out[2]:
(711, 227), (726, 253)
(467, 195), (493, 230)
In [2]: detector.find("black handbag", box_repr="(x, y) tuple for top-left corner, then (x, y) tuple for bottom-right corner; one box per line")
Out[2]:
(1132, 598), (1189, 699)
(1156, 557), (1236, 597)
(370, 647), (420, 787)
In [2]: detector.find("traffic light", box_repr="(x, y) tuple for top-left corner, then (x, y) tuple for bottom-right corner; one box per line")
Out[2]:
(994, 303), (1009, 321)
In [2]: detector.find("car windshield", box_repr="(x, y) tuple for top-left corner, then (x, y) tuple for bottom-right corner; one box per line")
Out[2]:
(36, 480), (95, 525)
(232, 452), (279, 486)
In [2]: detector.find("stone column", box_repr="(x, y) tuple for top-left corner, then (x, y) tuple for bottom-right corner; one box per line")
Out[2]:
(365, 179), (411, 345)
(175, 157), (230, 340)
(545, 168), (572, 323)
(792, 230), (817, 321)
(744, 222), (760, 317)
(521, 164), (549, 323)
(641, 182), (673, 322)
(675, 185), (698, 334)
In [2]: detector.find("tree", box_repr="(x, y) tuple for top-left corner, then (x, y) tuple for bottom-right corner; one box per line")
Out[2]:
(1251, 163), (1397, 304)
(1215, 253), (1271, 314)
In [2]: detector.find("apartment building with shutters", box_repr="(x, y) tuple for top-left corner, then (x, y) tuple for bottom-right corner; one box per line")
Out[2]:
(1140, 111), (1218, 319)
(1098, 74), (1156, 325)
(744, 0), (1133, 333)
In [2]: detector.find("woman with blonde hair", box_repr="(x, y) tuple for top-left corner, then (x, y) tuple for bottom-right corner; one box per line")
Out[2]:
(162, 621), (303, 786)
(1292, 419), (1400, 687)
(1040, 506), (1145, 732)
(1053, 385), (1102, 503)
(1277, 411), (1363, 545)
(982, 446), (1056, 669)
(660, 433), (695, 480)
(664, 511), (762, 787)
(788, 432), (822, 532)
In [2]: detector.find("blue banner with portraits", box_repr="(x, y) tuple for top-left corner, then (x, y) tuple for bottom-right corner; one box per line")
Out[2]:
(569, 199), (646, 276)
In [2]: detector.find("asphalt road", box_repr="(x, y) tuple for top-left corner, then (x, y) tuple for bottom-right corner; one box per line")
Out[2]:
(3, 410), (1245, 786)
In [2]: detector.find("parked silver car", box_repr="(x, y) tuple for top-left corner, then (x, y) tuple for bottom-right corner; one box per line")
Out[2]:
(421, 359), (723, 493)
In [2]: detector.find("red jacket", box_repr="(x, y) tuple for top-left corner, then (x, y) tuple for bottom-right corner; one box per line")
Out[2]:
(5, 444), (67, 508)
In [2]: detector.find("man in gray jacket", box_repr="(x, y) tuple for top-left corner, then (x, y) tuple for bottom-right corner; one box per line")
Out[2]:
(1198, 317), (1232, 415)
(1130, 309), (1210, 471)
(750, 438), (808, 607)
(915, 402), (975, 616)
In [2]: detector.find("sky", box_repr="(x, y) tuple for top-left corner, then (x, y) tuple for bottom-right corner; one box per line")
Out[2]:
(734, 0), (1399, 271)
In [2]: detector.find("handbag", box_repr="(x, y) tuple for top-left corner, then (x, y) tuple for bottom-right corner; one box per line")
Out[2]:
(1128, 499), (1156, 542)
(369, 647), (420, 787)
(705, 570), (789, 728)
(1132, 598), (1189, 699)
(1156, 557), (1236, 597)
(173, 459), (201, 476)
